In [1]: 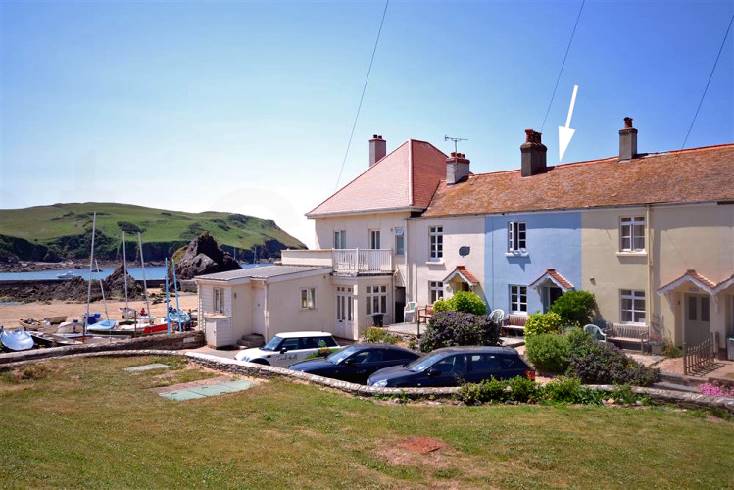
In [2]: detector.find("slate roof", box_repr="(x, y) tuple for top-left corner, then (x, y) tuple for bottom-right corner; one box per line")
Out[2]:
(195, 265), (328, 281)
(422, 144), (734, 218)
(307, 140), (447, 217)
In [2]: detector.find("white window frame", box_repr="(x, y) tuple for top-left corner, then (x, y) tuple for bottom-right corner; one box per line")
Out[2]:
(213, 287), (225, 314)
(366, 285), (387, 316)
(429, 281), (444, 304)
(429, 225), (443, 260)
(336, 287), (353, 322)
(510, 285), (527, 314)
(300, 287), (317, 310)
(333, 230), (346, 249)
(507, 221), (527, 253)
(394, 227), (405, 256)
(369, 229), (381, 250)
(619, 216), (645, 252)
(620, 289), (646, 324)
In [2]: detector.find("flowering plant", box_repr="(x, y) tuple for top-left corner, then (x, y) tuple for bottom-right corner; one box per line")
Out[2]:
(699, 383), (734, 397)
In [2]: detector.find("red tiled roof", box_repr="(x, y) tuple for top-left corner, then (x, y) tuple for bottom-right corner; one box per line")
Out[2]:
(307, 140), (447, 217)
(422, 144), (734, 217)
(529, 268), (574, 290)
(658, 269), (717, 294)
(443, 265), (480, 285)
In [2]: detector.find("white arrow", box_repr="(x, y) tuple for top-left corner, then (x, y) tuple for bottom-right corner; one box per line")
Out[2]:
(558, 84), (579, 161)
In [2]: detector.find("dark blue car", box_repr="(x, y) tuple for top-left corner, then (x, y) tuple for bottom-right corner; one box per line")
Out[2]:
(289, 344), (419, 384)
(367, 346), (533, 388)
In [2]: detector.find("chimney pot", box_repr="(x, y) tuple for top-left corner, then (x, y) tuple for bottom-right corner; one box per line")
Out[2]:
(446, 152), (470, 185)
(520, 129), (547, 176)
(619, 117), (638, 161)
(368, 134), (387, 167)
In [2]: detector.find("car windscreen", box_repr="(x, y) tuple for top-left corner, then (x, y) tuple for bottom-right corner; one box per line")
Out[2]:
(327, 345), (360, 364)
(407, 352), (446, 372)
(262, 336), (283, 351)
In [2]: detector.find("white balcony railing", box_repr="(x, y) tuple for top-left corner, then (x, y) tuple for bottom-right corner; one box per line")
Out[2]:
(281, 248), (393, 275)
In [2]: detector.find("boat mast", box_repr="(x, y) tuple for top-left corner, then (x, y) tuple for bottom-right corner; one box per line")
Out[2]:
(84, 212), (96, 336)
(171, 257), (181, 332)
(121, 231), (129, 313)
(165, 258), (172, 336)
(95, 259), (109, 321)
(137, 232), (151, 321)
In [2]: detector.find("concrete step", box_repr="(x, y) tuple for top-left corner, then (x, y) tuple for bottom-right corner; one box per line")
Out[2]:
(237, 334), (264, 348)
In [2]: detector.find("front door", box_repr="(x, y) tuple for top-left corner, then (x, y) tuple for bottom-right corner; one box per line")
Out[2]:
(336, 287), (354, 339)
(684, 293), (711, 345)
(544, 286), (563, 312)
(394, 286), (406, 323)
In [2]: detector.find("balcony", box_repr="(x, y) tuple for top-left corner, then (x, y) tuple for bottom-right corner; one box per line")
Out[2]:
(281, 248), (393, 275)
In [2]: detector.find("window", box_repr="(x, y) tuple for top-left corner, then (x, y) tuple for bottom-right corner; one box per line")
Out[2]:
(394, 227), (405, 256)
(432, 354), (467, 376)
(620, 289), (645, 324)
(280, 338), (300, 351)
(620, 217), (645, 252)
(429, 281), (444, 304)
(336, 287), (353, 322)
(300, 336), (337, 349)
(507, 221), (527, 252)
(369, 230), (381, 249)
(300, 288), (316, 310)
(510, 285), (527, 314)
(429, 225), (443, 260)
(366, 285), (387, 315)
(213, 287), (225, 314)
(333, 230), (346, 249)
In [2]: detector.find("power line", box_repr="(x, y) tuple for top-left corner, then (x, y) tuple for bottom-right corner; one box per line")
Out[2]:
(681, 13), (734, 149)
(334, 0), (389, 189)
(540, 0), (586, 132)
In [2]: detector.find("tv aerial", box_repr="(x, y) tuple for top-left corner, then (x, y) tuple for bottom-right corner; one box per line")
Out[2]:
(444, 134), (468, 153)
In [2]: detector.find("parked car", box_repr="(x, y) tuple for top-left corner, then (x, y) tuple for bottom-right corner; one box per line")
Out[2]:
(289, 344), (420, 384)
(367, 346), (533, 388)
(234, 331), (339, 367)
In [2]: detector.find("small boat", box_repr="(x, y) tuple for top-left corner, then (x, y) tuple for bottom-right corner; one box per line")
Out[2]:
(84, 313), (102, 325)
(43, 315), (68, 325)
(86, 319), (119, 332)
(57, 319), (84, 334)
(19, 318), (42, 329)
(57, 271), (80, 280)
(0, 327), (35, 352)
(29, 331), (82, 347)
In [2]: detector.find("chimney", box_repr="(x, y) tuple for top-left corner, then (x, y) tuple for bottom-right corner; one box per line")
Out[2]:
(618, 117), (638, 161)
(369, 134), (386, 167)
(446, 152), (470, 184)
(520, 129), (547, 176)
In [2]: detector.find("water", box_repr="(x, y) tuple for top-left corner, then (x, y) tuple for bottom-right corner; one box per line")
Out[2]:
(0, 263), (266, 282)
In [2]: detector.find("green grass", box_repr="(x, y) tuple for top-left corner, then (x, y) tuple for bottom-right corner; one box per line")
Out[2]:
(1, 356), (733, 489)
(0, 202), (304, 255)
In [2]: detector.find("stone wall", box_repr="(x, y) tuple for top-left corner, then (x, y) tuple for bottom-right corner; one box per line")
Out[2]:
(0, 331), (203, 366)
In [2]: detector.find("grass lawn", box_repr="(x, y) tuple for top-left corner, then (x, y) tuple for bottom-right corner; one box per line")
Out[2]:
(1, 356), (733, 489)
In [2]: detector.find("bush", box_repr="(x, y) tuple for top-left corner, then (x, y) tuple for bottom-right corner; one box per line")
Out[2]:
(508, 375), (540, 403)
(549, 290), (597, 327)
(541, 376), (603, 405)
(662, 340), (682, 358)
(419, 311), (500, 353)
(430, 291), (487, 316)
(566, 340), (659, 386)
(524, 312), (563, 338)
(363, 327), (399, 344)
(566, 327), (596, 354)
(525, 333), (570, 374)
(459, 378), (510, 405)
(432, 298), (451, 313)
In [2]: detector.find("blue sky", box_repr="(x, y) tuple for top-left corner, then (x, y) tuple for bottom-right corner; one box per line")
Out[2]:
(1, 0), (733, 246)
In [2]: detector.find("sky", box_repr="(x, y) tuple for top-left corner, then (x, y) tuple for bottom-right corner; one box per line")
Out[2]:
(1, 0), (733, 248)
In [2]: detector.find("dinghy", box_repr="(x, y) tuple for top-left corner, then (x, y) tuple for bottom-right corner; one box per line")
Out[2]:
(87, 318), (118, 332)
(0, 327), (35, 352)
(29, 331), (82, 347)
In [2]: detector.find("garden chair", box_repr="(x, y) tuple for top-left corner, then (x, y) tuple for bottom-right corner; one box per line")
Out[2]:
(489, 309), (505, 326)
(403, 302), (417, 323)
(583, 323), (607, 343)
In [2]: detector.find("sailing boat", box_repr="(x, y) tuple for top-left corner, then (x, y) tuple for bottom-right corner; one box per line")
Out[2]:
(86, 260), (118, 332)
(166, 257), (190, 331)
(119, 231), (137, 321)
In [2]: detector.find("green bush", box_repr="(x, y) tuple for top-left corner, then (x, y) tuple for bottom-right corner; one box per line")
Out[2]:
(549, 290), (597, 327)
(419, 311), (500, 353)
(508, 375), (540, 403)
(430, 291), (487, 316)
(524, 312), (563, 338)
(541, 376), (603, 405)
(566, 339), (659, 386)
(459, 377), (510, 405)
(662, 340), (682, 358)
(363, 327), (399, 344)
(566, 327), (596, 354)
(525, 333), (570, 374)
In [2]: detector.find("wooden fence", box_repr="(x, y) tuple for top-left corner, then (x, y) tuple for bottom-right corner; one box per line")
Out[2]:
(683, 333), (717, 376)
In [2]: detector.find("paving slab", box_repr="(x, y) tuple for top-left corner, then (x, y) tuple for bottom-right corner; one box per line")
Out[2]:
(156, 377), (255, 400)
(124, 363), (170, 373)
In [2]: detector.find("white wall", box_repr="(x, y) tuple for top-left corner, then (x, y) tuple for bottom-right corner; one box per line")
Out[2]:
(266, 272), (335, 338)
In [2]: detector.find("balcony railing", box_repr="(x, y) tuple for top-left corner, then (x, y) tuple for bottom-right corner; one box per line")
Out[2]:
(281, 248), (393, 275)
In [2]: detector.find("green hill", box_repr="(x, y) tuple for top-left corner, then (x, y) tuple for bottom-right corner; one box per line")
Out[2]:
(0, 202), (306, 263)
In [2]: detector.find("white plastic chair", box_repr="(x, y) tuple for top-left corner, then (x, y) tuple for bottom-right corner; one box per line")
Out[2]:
(489, 309), (505, 325)
(583, 323), (607, 342)
(403, 301), (417, 323)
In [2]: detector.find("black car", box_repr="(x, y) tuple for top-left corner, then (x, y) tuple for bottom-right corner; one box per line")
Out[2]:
(367, 346), (533, 388)
(289, 344), (420, 384)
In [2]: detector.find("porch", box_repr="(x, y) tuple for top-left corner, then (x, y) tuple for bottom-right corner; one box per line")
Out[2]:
(281, 248), (393, 275)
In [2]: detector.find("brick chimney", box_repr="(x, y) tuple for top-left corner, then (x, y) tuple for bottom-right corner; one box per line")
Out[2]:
(446, 152), (470, 185)
(520, 129), (547, 176)
(369, 134), (386, 167)
(619, 117), (638, 161)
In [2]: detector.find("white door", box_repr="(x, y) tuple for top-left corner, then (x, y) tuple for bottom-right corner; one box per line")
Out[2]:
(684, 293), (711, 345)
(336, 287), (354, 339)
(253, 286), (266, 336)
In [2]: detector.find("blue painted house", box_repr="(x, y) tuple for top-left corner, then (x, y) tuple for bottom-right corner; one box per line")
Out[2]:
(485, 211), (582, 315)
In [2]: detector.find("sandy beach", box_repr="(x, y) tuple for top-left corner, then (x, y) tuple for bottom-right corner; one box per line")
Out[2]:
(0, 290), (198, 328)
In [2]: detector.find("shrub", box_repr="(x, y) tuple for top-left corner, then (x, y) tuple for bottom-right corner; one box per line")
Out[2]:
(459, 378), (510, 405)
(566, 341), (659, 386)
(431, 291), (487, 316)
(566, 327), (596, 354)
(432, 298), (451, 313)
(662, 340), (683, 358)
(549, 290), (597, 327)
(363, 327), (399, 344)
(699, 383), (734, 397)
(541, 376), (603, 405)
(525, 333), (570, 374)
(419, 311), (500, 353)
(524, 312), (563, 338)
(608, 384), (647, 405)
(508, 375), (540, 403)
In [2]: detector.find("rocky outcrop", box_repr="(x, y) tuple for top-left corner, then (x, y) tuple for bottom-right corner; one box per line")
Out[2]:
(175, 232), (241, 280)
(103, 266), (143, 300)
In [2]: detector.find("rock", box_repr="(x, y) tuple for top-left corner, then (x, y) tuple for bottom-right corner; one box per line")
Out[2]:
(103, 265), (143, 300)
(175, 232), (241, 280)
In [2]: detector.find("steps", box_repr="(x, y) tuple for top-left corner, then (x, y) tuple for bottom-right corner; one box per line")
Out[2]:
(237, 334), (264, 348)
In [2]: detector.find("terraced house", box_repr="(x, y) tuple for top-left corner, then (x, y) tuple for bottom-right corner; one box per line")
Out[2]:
(196, 120), (734, 355)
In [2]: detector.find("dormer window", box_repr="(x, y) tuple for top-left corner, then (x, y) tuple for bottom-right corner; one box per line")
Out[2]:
(508, 221), (526, 253)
